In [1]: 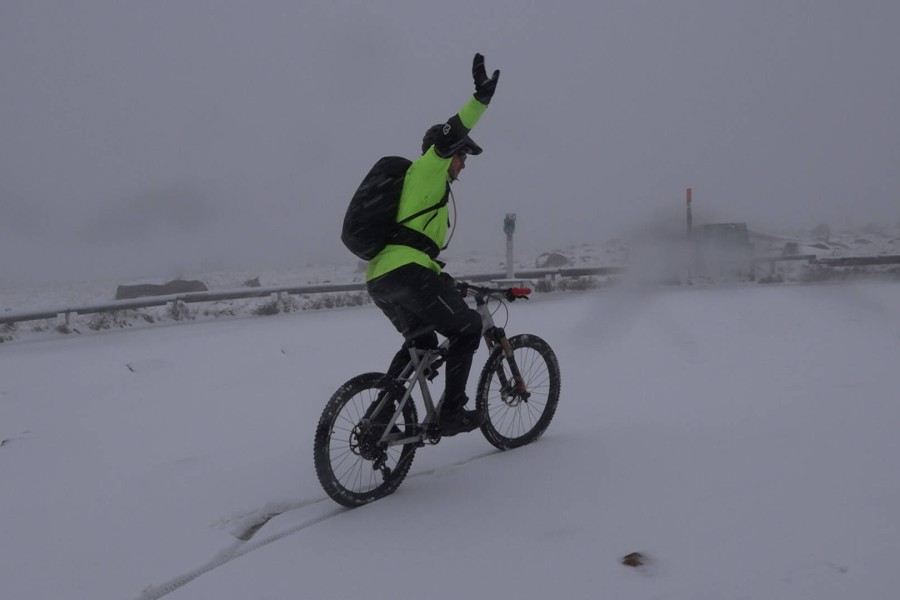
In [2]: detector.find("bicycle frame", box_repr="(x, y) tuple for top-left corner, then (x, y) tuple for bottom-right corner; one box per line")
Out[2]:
(370, 285), (531, 447)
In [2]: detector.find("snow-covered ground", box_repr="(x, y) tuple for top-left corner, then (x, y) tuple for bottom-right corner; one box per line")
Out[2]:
(759, 223), (900, 259)
(2, 275), (900, 599)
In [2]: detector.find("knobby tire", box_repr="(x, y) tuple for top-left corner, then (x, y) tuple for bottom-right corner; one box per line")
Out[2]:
(314, 372), (418, 507)
(476, 334), (561, 450)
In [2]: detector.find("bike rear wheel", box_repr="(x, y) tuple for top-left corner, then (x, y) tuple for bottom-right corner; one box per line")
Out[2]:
(476, 334), (561, 450)
(314, 372), (418, 507)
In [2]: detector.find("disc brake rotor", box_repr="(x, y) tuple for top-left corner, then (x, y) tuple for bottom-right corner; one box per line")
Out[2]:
(349, 421), (385, 461)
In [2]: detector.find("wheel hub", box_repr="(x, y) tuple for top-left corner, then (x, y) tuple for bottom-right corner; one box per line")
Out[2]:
(500, 382), (530, 407)
(350, 421), (385, 461)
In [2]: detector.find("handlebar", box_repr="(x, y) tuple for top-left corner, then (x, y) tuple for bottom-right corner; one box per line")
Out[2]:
(456, 282), (531, 302)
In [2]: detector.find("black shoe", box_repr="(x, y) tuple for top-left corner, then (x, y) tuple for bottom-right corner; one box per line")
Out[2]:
(363, 393), (400, 434)
(439, 405), (485, 437)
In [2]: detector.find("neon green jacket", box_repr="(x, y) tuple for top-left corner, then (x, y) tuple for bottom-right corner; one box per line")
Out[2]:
(366, 97), (487, 282)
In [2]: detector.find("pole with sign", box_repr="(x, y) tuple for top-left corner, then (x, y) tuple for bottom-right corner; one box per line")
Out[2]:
(504, 213), (517, 279)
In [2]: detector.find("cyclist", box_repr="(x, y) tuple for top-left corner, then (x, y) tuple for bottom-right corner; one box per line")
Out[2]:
(366, 53), (500, 437)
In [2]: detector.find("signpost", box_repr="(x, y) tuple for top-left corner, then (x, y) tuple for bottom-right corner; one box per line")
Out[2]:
(504, 213), (517, 279)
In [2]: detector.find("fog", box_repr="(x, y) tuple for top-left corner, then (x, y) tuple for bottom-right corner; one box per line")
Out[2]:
(2, 0), (898, 285)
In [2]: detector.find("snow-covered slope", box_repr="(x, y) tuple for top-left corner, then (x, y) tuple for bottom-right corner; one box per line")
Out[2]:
(2, 281), (899, 599)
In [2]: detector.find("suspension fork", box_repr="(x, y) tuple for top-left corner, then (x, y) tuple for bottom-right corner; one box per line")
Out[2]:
(473, 290), (529, 398)
(484, 326), (530, 398)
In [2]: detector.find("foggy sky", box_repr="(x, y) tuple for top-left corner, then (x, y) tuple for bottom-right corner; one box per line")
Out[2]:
(2, 0), (899, 285)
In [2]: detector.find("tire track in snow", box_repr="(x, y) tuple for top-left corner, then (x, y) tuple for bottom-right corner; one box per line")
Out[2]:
(135, 449), (500, 599)
(135, 498), (342, 600)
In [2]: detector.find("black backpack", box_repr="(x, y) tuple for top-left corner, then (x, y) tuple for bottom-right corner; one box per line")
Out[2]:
(341, 156), (447, 261)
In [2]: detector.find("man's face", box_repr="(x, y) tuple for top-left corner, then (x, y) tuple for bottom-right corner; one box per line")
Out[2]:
(448, 153), (467, 181)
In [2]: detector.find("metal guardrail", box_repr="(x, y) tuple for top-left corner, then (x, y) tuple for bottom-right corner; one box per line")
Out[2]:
(0, 282), (368, 326)
(751, 254), (900, 277)
(751, 254), (818, 277)
(817, 255), (900, 267)
(4, 256), (898, 328)
(0, 266), (625, 327)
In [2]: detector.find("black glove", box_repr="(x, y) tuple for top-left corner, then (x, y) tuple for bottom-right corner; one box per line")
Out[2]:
(472, 53), (500, 105)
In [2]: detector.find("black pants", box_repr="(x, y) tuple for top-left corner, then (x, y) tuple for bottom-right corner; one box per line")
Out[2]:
(367, 264), (482, 410)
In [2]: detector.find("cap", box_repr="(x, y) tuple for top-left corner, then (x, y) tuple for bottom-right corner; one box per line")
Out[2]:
(421, 123), (483, 156)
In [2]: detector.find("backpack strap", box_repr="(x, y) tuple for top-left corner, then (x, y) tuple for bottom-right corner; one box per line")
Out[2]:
(397, 198), (447, 225)
(388, 227), (440, 258)
(387, 195), (448, 259)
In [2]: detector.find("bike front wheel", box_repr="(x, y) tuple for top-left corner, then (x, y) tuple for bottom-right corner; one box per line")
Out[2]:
(476, 334), (561, 450)
(314, 372), (418, 507)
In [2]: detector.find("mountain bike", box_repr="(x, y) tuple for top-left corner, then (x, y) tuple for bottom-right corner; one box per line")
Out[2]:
(314, 283), (561, 507)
